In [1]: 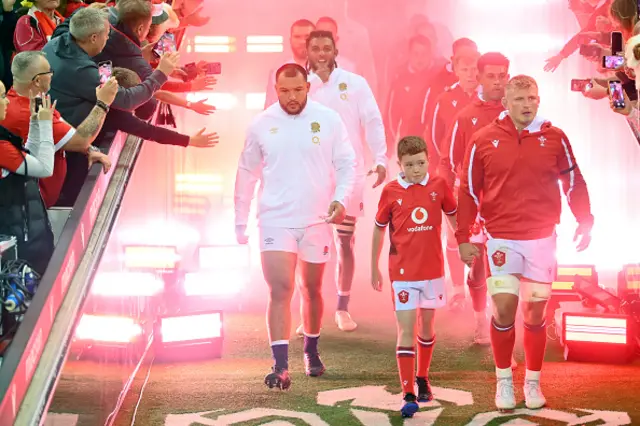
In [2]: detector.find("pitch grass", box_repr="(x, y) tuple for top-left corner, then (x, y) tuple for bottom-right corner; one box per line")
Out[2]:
(49, 309), (640, 426)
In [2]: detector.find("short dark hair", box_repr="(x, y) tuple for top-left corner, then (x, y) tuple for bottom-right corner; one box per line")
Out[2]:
(275, 63), (308, 82)
(452, 38), (477, 54)
(477, 52), (510, 73)
(112, 67), (141, 88)
(397, 136), (428, 160)
(316, 16), (337, 29)
(290, 19), (315, 34)
(306, 30), (336, 49)
(409, 34), (431, 50)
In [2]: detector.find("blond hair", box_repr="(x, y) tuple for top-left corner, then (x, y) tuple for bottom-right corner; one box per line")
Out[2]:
(505, 75), (538, 95)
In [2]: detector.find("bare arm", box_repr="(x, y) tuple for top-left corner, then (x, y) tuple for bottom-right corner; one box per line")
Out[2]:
(64, 106), (107, 152)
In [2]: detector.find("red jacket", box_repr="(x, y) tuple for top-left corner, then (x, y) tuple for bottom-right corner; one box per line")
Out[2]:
(424, 83), (475, 172)
(439, 94), (504, 187)
(455, 114), (593, 244)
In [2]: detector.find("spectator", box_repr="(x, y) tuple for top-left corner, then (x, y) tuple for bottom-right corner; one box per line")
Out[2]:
(4, 51), (114, 208)
(1, 0), (18, 89)
(103, 67), (218, 148)
(14, 0), (64, 53)
(0, 84), (56, 275)
(43, 7), (178, 205)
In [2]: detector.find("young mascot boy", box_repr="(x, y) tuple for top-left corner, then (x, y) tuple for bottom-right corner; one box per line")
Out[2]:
(371, 135), (457, 418)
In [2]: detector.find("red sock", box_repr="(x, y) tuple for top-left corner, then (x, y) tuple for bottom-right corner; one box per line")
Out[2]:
(523, 321), (547, 372)
(416, 336), (435, 378)
(396, 346), (415, 395)
(490, 317), (515, 369)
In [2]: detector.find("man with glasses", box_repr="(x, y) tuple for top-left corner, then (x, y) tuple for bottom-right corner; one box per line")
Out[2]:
(3, 51), (116, 207)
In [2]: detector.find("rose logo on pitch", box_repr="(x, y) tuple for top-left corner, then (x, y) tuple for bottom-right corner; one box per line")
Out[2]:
(411, 207), (428, 225)
(397, 290), (409, 304)
(492, 250), (506, 267)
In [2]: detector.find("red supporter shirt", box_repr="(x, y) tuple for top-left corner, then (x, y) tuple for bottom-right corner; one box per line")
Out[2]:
(439, 93), (504, 187)
(375, 174), (457, 282)
(0, 141), (26, 178)
(455, 114), (593, 243)
(3, 89), (76, 207)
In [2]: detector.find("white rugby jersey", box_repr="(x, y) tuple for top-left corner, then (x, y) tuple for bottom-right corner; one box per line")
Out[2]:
(308, 67), (387, 175)
(235, 99), (356, 228)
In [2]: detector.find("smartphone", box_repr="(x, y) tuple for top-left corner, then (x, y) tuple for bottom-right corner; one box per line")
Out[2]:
(602, 55), (625, 69)
(98, 61), (112, 84)
(153, 32), (177, 57)
(205, 62), (221, 75)
(609, 80), (626, 109)
(611, 31), (623, 55)
(34, 97), (43, 112)
(570, 79), (593, 92)
(579, 44), (601, 57)
(183, 62), (198, 81)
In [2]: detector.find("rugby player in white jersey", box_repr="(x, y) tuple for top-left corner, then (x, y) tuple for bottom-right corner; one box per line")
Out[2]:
(234, 63), (356, 390)
(292, 30), (386, 334)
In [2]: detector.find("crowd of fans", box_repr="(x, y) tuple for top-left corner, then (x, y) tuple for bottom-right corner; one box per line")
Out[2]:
(551, 0), (640, 120)
(0, 0), (220, 283)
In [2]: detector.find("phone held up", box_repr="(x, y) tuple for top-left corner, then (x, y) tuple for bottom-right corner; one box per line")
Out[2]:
(609, 80), (626, 109)
(570, 79), (592, 92)
(98, 61), (113, 85)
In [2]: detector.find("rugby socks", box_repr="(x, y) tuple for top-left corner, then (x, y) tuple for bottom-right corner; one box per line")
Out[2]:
(271, 340), (289, 370)
(303, 333), (320, 356)
(396, 346), (416, 395)
(336, 291), (350, 312)
(416, 336), (435, 379)
(490, 317), (516, 369)
(523, 321), (547, 372)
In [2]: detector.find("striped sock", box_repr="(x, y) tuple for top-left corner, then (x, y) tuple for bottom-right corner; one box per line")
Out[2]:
(417, 335), (435, 378)
(396, 346), (416, 395)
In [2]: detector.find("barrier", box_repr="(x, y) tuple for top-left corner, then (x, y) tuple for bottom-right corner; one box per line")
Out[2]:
(0, 132), (141, 426)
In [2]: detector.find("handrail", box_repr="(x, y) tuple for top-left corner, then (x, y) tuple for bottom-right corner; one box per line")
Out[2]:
(0, 132), (139, 426)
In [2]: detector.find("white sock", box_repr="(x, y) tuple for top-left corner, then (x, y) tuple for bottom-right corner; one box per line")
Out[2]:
(525, 369), (541, 381)
(496, 367), (513, 379)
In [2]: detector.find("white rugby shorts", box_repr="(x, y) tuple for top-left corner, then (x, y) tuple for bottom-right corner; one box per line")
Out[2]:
(259, 224), (333, 264)
(392, 278), (447, 311)
(486, 233), (557, 283)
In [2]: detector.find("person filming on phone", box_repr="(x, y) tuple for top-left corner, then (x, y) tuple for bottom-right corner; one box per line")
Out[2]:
(0, 85), (56, 275)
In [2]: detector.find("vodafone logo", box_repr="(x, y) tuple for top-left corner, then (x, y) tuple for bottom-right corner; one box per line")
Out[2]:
(408, 207), (433, 232)
(411, 207), (428, 224)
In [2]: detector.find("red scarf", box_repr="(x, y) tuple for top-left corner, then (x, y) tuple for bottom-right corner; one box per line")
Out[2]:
(32, 9), (64, 38)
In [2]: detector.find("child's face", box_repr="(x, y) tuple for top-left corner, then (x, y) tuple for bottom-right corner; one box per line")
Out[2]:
(398, 151), (428, 184)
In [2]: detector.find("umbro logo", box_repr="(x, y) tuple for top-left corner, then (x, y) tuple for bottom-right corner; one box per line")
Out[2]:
(492, 139), (499, 148)
(471, 117), (478, 125)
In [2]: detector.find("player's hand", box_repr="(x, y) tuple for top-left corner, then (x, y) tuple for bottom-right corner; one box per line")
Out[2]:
(96, 77), (119, 106)
(324, 201), (346, 224)
(371, 267), (383, 292)
(574, 221), (592, 252)
(458, 242), (480, 266)
(188, 128), (219, 147)
(157, 52), (181, 76)
(235, 225), (249, 244)
(367, 165), (387, 188)
(88, 150), (111, 174)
